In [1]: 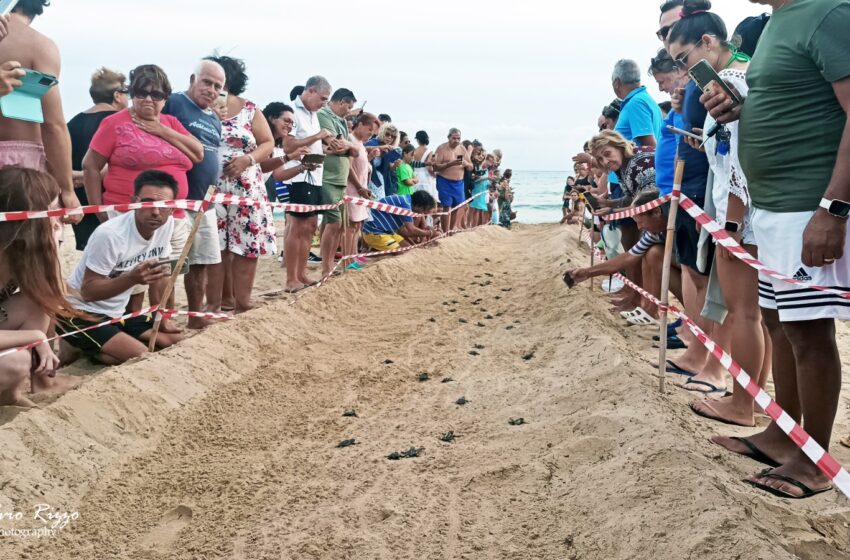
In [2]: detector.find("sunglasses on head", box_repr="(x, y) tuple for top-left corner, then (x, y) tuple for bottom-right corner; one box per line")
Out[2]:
(132, 89), (167, 102)
(115, 86), (129, 95)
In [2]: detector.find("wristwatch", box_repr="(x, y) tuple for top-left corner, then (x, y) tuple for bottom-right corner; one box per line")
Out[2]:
(724, 221), (741, 233)
(820, 197), (850, 219)
(247, 154), (258, 167)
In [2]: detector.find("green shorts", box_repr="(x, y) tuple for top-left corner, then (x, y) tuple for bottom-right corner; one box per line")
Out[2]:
(321, 183), (346, 223)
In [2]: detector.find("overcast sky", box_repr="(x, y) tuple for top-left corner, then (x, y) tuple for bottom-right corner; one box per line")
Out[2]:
(34, 0), (768, 171)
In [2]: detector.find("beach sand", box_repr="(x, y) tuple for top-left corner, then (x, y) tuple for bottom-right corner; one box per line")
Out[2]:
(1, 223), (849, 559)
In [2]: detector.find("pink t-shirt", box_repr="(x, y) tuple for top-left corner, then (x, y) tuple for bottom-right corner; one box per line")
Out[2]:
(89, 109), (194, 215)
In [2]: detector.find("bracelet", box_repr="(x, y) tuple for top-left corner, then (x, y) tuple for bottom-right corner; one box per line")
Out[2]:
(247, 154), (257, 167)
(279, 154), (288, 164)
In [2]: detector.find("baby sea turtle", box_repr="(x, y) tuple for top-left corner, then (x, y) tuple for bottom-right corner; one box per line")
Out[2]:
(474, 344), (485, 350)
(387, 451), (402, 460)
(439, 431), (456, 443)
(337, 439), (358, 448)
(484, 314), (494, 320)
(506, 326), (514, 331)
(469, 351), (480, 356)
(459, 318), (468, 324)
(508, 418), (526, 426)
(402, 447), (423, 458)
(428, 317), (436, 323)
(384, 359), (394, 364)
(472, 299), (482, 305)
(484, 272), (494, 277)
(441, 377), (454, 383)
(342, 409), (358, 417)
(501, 287), (512, 292)
(455, 396), (469, 406)
(476, 322), (486, 327)
(418, 373), (430, 382)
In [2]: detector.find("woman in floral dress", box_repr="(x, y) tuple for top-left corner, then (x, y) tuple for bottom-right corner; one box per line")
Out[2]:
(204, 56), (275, 314)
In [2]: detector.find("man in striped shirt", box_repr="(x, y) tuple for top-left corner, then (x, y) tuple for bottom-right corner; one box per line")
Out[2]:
(362, 191), (439, 251)
(563, 188), (671, 317)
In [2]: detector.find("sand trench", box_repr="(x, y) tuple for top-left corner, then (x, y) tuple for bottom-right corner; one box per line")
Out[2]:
(0, 223), (848, 559)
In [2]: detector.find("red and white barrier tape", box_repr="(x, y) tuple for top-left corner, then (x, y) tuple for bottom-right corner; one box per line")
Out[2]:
(612, 273), (850, 498)
(0, 306), (161, 359)
(209, 193), (340, 214)
(0, 200), (206, 222)
(159, 309), (233, 321)
(678, 195), (850, 301)
(342, 196), (417, 217)
(603, 193), (673, 221)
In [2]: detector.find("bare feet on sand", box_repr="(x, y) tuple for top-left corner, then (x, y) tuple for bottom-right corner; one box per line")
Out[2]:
(187, 317), (212, 330)
(690, 395), (755, 427)
(160, 318), (183, 334)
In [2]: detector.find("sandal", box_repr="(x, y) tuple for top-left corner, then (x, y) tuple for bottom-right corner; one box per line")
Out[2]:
(625, 307), (658, 326)
(745, 468), (832, 499)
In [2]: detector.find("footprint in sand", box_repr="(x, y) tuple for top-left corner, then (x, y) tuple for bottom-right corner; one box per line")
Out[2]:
(139, 505), (193, 551)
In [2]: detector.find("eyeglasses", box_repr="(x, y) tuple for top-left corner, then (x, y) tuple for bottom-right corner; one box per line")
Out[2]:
(115, 86), (129, 95)
(656, 25), (672, 41)
(132, 89), (167, 102)
(282, 118), (295, 126)
(673, 43), (699, 70)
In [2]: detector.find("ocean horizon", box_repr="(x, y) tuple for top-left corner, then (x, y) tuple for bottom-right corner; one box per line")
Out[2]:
(510, 170), (570, 224)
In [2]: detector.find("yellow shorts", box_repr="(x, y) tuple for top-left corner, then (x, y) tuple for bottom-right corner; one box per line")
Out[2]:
(363, 233), (404, 252)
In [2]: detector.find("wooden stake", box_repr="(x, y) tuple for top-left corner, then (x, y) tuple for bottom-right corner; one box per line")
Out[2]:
(657, 161), (685, 393)
(341, 202), (348, 275)
(148, 186), (215, 352)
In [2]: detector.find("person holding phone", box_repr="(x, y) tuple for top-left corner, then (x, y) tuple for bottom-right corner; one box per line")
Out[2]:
(433, 127), (473, 233)
(666, 0), (770, 426)
(57, 171), (184, 365)
(0, 0), (81, 223)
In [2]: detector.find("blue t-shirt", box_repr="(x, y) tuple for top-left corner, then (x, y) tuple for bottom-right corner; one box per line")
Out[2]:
(379, 148), (403, 196)
(162, 92), (222, 201)
(365, 138), (382, 188)
(362, 195), (413, 235)
(655, 110), (682, 195)
(615, 86), (663, 143)
(678, 81), (710, 200)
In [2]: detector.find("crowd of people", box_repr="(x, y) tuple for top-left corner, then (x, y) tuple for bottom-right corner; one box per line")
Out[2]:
(563, 0), (850, 500)
(0, 4), (517, 404)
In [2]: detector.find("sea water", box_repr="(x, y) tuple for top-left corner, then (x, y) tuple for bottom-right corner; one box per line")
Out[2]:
(510, 170), (570, 224)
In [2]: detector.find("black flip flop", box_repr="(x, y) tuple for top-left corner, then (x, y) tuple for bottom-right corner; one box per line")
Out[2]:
(664, 359), (695, 378)
(745, 468), (833, 499)
(681, 379), (727, 395)
(689, 402), (755, 428)
(727, 436), (780, 468)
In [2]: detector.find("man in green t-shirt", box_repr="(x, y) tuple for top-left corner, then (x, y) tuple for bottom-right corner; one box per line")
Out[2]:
(317, 88), (359, 277)
(704, 0), (850, 499)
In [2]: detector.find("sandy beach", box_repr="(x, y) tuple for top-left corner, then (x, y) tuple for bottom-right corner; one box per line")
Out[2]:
(1, 223), (849, 559)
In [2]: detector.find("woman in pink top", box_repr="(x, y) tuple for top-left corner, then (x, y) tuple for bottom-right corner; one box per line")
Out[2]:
(82, 64), (203, 223)
(343, 112), (381, 270)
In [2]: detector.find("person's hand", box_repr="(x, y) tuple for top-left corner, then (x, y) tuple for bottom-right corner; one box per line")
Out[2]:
(390, 160), (402, 171)
(572, 152), (593, 165)
(286, 146), (311, 162)
(379, 145), (394, 153)
(683, 127), (704, 152)
(592, 207), (613, 217)
(131, 111), (169, 137)
(367, 148), (381, 160)
(718, 232), (742, 262)
(59, 190), (83, 225)
(131, 260), (170, 285)
(356, 187), (372, 199)
(31, 337), (59, 377)
(0, 14), (11, 43)
(700, 82), (743, 125)
(0, 60), (25, 97)
(801, 210), (847, 268)
(326, 138), (345, 153)
(318, 129), (334, 141)
(223, 155), (251, 179)
(671, 87), (685, 113)
(412, 177), (419, 184)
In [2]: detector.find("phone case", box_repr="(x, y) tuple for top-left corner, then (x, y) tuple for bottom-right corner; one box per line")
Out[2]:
(0, 69), (58, 124)
(688, 60), (741, 105)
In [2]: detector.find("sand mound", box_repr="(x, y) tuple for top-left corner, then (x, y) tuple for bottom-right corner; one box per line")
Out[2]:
(1, 224), (849, 559)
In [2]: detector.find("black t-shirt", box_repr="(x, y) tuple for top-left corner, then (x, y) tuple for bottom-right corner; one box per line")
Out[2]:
(574, 176), (591, 192)
(67, 111), (117, 171)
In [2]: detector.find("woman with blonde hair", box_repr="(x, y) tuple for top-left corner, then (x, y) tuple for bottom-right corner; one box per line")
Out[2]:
(369, 123), (402, 197)
(0, 168), (77, 407)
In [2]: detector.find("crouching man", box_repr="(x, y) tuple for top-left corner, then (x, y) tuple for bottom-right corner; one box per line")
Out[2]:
(563, 187), (676, 318)
(362, 190), (440, 251)
(57, 170), (183, 364)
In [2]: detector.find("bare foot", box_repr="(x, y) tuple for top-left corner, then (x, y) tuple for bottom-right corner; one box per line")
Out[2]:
(690, 396), (755, 427)
(221, 300), (236, 312)
(744, 455), (833, 498)
(0, 393), (37, 408)
(30, 372), (83, 395)
(160, 318), (183, 334)
(187, 317), (212, 330)
(285, 283), (306, 293)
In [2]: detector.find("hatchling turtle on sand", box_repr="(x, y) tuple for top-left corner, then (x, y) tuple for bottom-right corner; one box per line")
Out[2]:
(509, 418), (527, 426)
(455, 397), (469, 406)
(342, 409), (358, 417)
(387, 447), (424, 460)
(439, 431), (456, 443)
(337, 439), (358, 448)
(441, 377), (455, 383)
(418, 373), (431, 382)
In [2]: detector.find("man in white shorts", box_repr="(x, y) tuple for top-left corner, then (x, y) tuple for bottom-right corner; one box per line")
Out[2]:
(704, 0), (850, 499)
(163, 60), (226, 328)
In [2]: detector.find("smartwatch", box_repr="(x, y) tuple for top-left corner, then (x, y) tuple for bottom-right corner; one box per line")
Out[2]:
(820, 197), (850, 219)
(724, 221), (741, 233)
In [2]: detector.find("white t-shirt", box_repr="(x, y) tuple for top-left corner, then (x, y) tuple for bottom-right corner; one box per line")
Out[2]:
(290, 94), (323, 185)
(67, 211), (174, 318)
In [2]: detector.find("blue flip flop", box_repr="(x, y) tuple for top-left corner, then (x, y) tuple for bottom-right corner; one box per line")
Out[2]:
(681, 379), (727, 395)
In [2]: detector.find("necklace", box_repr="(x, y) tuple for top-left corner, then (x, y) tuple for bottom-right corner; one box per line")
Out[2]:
(0, 280), (18, 324)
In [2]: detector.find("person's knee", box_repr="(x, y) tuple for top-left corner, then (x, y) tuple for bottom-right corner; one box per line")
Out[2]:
(782, 318), (836, 352)
(0, 351), (31, 386)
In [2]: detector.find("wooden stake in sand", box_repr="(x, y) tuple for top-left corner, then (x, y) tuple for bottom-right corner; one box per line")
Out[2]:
(147, 186), (216, 352)
(657, 161), (685, 394)
(341, 202), (348, 275)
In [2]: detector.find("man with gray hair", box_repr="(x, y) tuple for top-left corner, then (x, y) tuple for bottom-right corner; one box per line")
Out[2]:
(611, 59), (663, 147)
(433, 127), (473, 233)
(162, 59), (226, 328)
(282, 76), (336, 292)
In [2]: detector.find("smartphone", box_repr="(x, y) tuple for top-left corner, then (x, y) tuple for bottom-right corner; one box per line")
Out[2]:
(666, 125), (703, 142)
(0, 0), (19, 16)
(688, 59), (742, 106)
(0, 68), (58, 123)
(159, 258), (189, 275)
(302, 153), (325, 165)
(456, 155), (464, 162)
(583, 192), (600, 211)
